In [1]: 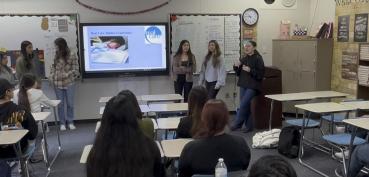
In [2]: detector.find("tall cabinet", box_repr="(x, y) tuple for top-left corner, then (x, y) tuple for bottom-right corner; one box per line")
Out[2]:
(272, 39), (333, 112)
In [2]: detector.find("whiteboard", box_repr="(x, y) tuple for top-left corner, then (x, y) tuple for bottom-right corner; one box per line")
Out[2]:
(170, 14), (241, 72)
(0, 14), (79, 78)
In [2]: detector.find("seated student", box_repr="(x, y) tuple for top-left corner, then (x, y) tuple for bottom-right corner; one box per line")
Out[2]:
(117, 90), (154, 139)
(178, 99), (251, 177)
(248, 155), (297, 177)
(0, 78), (38, 159)
(86, 94), (165, 177)
(13, 74), (54, 113)
(176, 86), (208, 138)
(0, 48), (16, 86)
(335, 143), (369, 177)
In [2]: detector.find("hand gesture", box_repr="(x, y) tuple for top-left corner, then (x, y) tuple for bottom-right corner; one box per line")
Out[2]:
(242, 65), (251, 72)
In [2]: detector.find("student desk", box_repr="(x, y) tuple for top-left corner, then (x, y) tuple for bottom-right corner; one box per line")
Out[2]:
(343, 118), (369, 176)
(149, 103), (188, 117)
(160, 139), (193, 158)
(99, 104), (150, 115)
(80, 142), (165, 163)
(340, 101), (369, 111)
(99, 95), (143, 103)
(295, 102), (356, 177)
(265, 91), (348, 130)
(32, 112), (52, 168)
(156, 117), (182, 139)
(0, 130), (29, 177)
(141, 94), (183, 104)
(95, 119), (158, 133)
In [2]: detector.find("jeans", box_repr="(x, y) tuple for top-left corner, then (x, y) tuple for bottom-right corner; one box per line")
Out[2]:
(54, 84), (75, 125)
(232, 87), (257, 130)
(348, 143), (369, 177)
(174, 75), (193, 102)
(205, 81), (220, 99)
(0, 160), (10, 177)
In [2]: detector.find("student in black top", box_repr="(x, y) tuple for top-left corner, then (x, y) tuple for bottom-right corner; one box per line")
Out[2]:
(178, 100), (251, 177)
(248, 155), (297, 177)
(0, 78), (38, 158)
(176, 86), (208, 138)
(86, 94), (165, 177)
(231, 40), (265, 132)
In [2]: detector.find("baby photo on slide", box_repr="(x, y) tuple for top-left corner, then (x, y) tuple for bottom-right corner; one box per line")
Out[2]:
(90, 36), (129, 64)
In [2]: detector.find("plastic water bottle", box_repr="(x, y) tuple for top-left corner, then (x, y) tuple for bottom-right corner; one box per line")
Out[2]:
(215, 158), (227, 177)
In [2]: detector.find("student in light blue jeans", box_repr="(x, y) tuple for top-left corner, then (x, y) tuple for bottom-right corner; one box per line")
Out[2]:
(347, 143), (369, 177)
(54, 84), (75, 130)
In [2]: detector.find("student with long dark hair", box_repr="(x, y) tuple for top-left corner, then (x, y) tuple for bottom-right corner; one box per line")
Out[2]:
(117, 90), (154, 139)
(248, 155), (297, 177)
(86, 94), (165, 177)
(171, 40), (196, 102)
(198, 40), (226, 99)
(16, 41), (41, 85)
(176, 86), (208, 138)
(179, 100), (251, 177)
(231, 40), (264, 132)
(0, 48), (16, 85)
(50, 37), (79, 131)
(13, 74), (54, 113)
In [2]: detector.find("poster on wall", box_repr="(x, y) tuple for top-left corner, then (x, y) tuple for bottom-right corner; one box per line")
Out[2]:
(337, 15), (350, 42)
(354, 13), (368, 42)
(341, 51), (358, 80)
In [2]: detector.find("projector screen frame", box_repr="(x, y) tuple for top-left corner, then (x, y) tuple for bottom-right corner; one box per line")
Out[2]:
(79, 22), (169, 78)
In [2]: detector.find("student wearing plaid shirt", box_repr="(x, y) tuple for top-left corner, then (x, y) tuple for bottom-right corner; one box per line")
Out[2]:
(50, 38), (79, 131)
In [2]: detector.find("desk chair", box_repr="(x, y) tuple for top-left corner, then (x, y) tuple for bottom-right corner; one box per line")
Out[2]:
(322, 133), (366, 175)
(3, 143), (35, 177)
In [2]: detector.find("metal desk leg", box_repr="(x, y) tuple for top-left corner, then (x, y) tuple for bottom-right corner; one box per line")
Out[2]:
(298, 110), (329, 177)
(40, 120), (50, 167)
(46, 107), (63, 176)
(269, 100), (274, 130)
(13, 142), (28, 177)
(346, 127), (357, 177)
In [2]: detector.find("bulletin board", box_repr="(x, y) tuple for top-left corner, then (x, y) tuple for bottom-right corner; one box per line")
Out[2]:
(170, 14), (241, 72)
(0, 14), (79, 78)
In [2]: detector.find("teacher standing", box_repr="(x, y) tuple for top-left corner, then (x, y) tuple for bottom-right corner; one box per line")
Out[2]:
(231, 40), (264, 132)
(198, 40), (226, 99)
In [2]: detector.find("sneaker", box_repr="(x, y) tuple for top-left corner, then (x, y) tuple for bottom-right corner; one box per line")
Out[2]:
(335, 168), (344, 177)
(68, 123), (76, 130)
(60, 125), (66, 131)
(335, 150), (349, 159)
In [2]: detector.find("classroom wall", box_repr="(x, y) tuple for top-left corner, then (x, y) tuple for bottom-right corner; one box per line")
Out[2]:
(309, 0), (336, 36)
(1, 0), (336, 119)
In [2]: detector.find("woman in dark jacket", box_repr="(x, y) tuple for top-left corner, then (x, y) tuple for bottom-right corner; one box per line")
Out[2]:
(231, 40), (264, 132)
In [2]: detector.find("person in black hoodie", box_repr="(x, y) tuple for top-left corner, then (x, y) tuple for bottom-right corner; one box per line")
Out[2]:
(0, 78), (38, 159)
(231, 40), (264, 132)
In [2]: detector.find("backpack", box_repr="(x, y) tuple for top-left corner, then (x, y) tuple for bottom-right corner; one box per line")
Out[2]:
(278, 126), (300, 158)
(252, 129), (281, 149)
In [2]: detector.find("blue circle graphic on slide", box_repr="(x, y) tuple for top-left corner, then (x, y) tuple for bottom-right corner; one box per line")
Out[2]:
(145, 26), (162, 44)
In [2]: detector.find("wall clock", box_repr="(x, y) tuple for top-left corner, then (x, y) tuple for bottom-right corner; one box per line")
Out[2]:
(242, 8), (259, 26)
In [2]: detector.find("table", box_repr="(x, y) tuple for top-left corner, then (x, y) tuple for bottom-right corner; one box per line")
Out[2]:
(160, 139), (193, 158)
(295, 102), (356, 177)
(141, 94), (183, 103)
(155, 141), (164, 158)
(343, 118), (369, 177)
(265, 91), (348, 130)
(32, 112), (51, 167)
(0, 130), (29, 177)
(95, 119), (157, 133)
(149, 103), (188, 115)
(100, 104), (150, 115)
(340, 101), (369, 110)
(157, 117), (182, 139)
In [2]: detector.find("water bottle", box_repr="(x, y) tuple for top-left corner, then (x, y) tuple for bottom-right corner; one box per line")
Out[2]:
(215, 158), (227, 177)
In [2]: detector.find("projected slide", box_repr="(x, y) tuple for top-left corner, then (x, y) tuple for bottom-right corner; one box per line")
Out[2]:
(82, 25), (167, 73)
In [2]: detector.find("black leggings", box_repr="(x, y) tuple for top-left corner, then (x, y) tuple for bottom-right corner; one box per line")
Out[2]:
(205, 81), (220, 99)
(174, 75), (193, 102)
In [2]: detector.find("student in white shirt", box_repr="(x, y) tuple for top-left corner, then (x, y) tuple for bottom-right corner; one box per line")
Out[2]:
(198, 40), (226, 99)
(13, 73), (54, 113)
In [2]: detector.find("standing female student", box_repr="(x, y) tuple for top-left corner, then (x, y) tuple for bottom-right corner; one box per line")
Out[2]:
(16, 41), (41, 85)
(50, 38), (79, 131)
(171, 40), (196, 102)
(198, 40), (226, 99)
(0, 48), (16, 85)
(87, 95), (165, 177)
(13, 74), (54, 113)
(231, 40), (264, 132)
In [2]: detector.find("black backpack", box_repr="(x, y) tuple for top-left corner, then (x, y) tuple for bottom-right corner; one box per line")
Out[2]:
(278, 126), (301, 158)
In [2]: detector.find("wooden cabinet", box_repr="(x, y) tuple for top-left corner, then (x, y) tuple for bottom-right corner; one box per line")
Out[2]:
(272, 39), (333, 112)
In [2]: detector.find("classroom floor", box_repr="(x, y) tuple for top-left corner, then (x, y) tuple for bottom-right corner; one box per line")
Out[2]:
(24, 118), (343, 177)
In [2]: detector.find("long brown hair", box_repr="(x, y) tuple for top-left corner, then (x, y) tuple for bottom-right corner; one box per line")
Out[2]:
(54, 38), (70, 63)
(203, 40), (221, 68)
(174, 40), (195, 66)
(20, 41), (34, 70)
(18, 74), (36, 112)
(188, 86), (208, 136)
(194, 99), (229, 138)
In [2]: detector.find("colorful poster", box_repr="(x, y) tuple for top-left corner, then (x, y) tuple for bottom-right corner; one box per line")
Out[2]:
(354, 13), (368, 42)
(337, 15), (349, 42)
